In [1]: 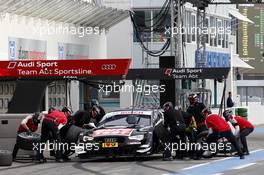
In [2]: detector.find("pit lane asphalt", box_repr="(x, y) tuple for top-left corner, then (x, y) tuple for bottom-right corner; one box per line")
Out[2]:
(0, 126), (263, 175)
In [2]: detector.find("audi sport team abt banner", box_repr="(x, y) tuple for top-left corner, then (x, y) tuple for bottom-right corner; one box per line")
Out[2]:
(126, 68), (230, 80)
(0, 59), (131, 78)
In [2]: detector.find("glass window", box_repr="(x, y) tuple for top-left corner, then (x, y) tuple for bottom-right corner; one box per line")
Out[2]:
(133, 10), (151, 42)
(62, 98), (66, 106)
(49, 98), (52, 107)
(61, 85), (66, 94)
(52, 86), (56, 94)
(48, 87), (52, 94)
(4, 98), (9, 109)
(56, 85), (61, 94)
(205, 18), (209, 44)
(0, 99), (3, 109)
(230, 16), (237, 36)
(153, 9), (170, 42)
(217, 19), (223, 46)
(99, 114), (151, 127)
(53, 98), (56, 107)
(191, 14), (196, 42)
(186, 11), (192, 43)
(0, 84), (3, 94)
(4, 84), (9, 94)
(57, 98), (61, 107)
(209, 16), (217, 47)
(10, 84), (15, 94)
(225, 20), (230, 48)
(238, 87), (264, 105)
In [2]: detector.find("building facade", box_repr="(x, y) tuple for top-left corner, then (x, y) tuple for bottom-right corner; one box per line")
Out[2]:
(0, 0), (132, 113)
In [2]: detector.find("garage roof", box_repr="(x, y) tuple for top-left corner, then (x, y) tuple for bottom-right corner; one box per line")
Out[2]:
(0, 0), (129, 30)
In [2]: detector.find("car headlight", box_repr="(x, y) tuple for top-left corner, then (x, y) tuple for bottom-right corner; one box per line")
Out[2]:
(128, 135), (144, 141)
(83, 136), (94, 142)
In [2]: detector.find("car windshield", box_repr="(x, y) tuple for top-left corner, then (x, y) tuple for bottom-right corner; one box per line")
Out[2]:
(98, 114), (151, 127)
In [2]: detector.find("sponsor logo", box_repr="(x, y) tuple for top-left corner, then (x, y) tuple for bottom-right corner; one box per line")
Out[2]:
(164, 68), (172, 76)
(7, 62), (17, 69)
(101, 64), (116, 70)
(104, 138), (117, 142)
(9, 41), (16, 60)
(93, 129), (133, 137)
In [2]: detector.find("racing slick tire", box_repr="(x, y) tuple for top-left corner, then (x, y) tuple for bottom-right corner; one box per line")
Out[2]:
(65, 125), (85, 143)
(17, 132), (41, 150)
(196, 130), (208, 143)
(0, 150), (12, 166)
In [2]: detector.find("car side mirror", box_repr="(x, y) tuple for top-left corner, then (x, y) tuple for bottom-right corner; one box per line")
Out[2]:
(88, 122), (96, 128)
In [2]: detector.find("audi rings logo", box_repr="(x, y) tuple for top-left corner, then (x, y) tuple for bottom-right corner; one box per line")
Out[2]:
(101, 64), (117, 70)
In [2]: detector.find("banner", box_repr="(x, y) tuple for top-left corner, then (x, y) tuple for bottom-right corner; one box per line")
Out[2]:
(0, 59), (131, 78)
(126, 68), (230, 80)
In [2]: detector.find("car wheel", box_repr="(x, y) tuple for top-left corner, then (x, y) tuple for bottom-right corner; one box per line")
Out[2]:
(65, 125), (85, 143)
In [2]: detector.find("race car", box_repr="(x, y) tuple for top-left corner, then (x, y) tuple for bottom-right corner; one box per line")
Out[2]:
(76, 108), (166, 158)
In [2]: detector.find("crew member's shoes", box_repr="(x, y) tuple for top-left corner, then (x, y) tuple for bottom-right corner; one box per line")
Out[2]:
(192, 155), (201, 160)
(35, 158), (47, 163)
(202, 151), (212, 158)
(240, 155), (245, 159)
(244, 151), (250, 155)
(34, 159), (41, 164)
(174, 155), (184, 160)
(63, 157), (71, 161)
(163, 157), (173, 161)
(56, 158), (64, 163)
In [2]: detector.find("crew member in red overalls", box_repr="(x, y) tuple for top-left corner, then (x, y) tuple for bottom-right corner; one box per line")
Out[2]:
(223, 110), (254, 155)
(204, 112), (244, 159)
(37, 109), (67, 163)
(12, 112), (41, 160)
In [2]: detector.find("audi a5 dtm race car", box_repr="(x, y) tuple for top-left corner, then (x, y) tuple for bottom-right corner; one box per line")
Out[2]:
(76, 108), (166, 158)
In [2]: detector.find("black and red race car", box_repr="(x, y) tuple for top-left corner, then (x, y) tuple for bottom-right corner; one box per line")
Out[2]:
(76, 108), (166, 158)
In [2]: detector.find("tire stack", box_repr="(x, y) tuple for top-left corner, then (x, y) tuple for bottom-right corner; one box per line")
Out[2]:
(0, 150), (12, 166)
(235, 108), (248, 120)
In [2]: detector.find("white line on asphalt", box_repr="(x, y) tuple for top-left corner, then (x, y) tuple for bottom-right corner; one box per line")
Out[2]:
(208, 149), (264, 164)
(182, 162), (210, 170)
(211, 157), (233, 163)
(250, 149), (264, 153)
(232, 163), (256, 170)
(211, 173), (223, 175)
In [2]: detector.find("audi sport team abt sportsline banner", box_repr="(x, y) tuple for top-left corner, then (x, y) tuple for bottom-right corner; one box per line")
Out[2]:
(0, 59), (131, 78)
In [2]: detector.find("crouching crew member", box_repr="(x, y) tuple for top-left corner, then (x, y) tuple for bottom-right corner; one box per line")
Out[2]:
(187, 94), (207, 134)
(13, 112), (42, 160)
(38, 109), (67, 163)
(162, 102), (186, 161)
(89, 99), (105, 125)
(223, 110), (254, 155)
(181, 110), (200, 159)
(204, 111), (244, 159)
(60, 106), (74, 161)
